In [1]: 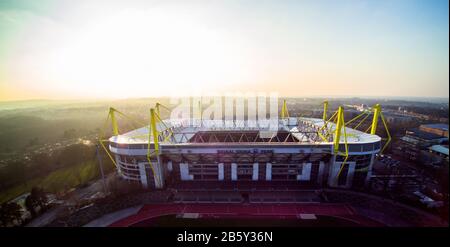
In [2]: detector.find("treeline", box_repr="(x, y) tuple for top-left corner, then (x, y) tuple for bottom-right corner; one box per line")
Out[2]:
(0, 115), (104, 153)
(383, 105), (449, 120)
(0, 143), (113, 193)
(0, 98), (166, 154)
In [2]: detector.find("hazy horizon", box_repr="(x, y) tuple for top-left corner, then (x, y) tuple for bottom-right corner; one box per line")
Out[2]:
(0, 0), (449, 100)
(0, 95), (448, 104)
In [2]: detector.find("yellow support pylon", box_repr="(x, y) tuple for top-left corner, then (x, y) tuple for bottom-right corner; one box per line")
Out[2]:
(334, 106), (345, 154)
(99, 107), (147, 169)
(323, 101), (328, 122)
(146, 108), (161, 188)
(334, 106), (350, 179)
(368, 104), (391, 154)
(109, 107), (119, 136)
(155, 103), (161, 123)
(317, 109), (338, 142)
(379, 111), (392, 154)
(150, 108), (159, 153)
(281, 99), (290, 119)
(371, 104), (381, 135)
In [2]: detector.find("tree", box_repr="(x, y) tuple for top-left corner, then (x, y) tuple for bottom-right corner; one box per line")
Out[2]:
(25, 187), (48, 217)
(0, 202), (23, 227)
(31, 153), (52, 174)
(27, 137), (40, 147)
(0, 161), (26, 190)
(63, 128), (77, 139)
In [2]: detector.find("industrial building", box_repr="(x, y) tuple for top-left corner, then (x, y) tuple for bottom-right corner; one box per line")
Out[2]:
(419, 124), (449, 138)
(395, 124), (448, 162)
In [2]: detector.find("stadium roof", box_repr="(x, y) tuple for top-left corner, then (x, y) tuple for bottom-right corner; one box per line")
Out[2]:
(109, 117), (381, 145)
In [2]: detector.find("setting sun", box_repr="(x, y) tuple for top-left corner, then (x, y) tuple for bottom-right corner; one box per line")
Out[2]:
(3, 6), (258, 99)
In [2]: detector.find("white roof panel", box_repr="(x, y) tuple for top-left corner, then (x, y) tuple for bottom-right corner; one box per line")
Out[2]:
(109, 118), (381, 145)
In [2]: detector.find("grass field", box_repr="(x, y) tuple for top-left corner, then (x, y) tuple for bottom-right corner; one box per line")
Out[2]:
(0, 160), (100, 203)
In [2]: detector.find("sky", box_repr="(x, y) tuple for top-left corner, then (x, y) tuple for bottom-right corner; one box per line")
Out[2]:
(0, 0), (448, 101)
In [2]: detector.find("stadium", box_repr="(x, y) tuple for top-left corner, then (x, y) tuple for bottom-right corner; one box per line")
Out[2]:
(103, 100), (386, 191)
(89, 100), (448, 227)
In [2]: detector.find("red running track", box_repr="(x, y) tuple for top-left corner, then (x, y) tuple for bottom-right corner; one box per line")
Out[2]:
(109, 203), (384, 227)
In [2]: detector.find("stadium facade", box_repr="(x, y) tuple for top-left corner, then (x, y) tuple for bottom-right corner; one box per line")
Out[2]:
(106, 102), (386, 191)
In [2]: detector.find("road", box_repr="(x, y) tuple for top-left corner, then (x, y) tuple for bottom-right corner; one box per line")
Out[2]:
(25, 173), (115, 227)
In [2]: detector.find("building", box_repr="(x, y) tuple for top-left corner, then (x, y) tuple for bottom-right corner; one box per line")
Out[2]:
(419, 124), (449, 138)
(383, 113), (414, 125)
(395, 127), (448, 161)
(420, 145), (449, 167)
(429, 144), (449, 157)
(107, 113), (382, 190)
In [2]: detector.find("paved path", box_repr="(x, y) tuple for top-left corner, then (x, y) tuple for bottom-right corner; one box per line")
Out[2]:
(84, 205), (143, 227)
(26, 174), (115, 227)
(26, 207), (65, 227)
